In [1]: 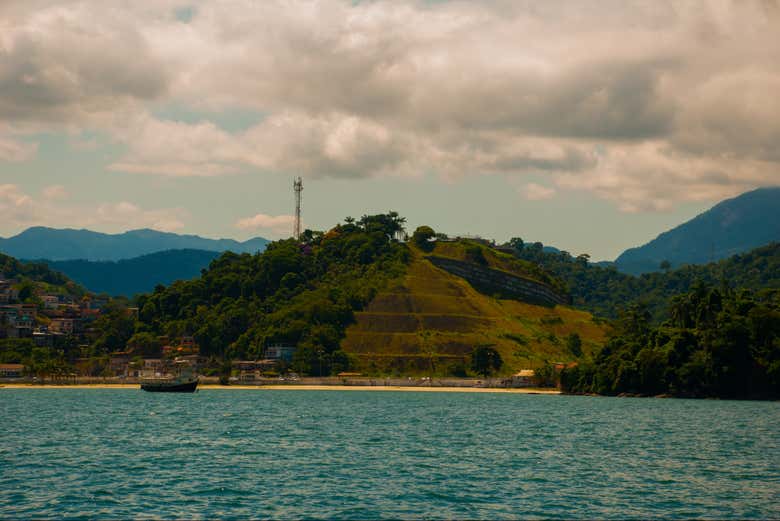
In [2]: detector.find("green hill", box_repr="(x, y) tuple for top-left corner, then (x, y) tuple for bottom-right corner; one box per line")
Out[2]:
(124, 215), (609, 376)
(342, 244), (608, 376)
(509, 241), (780, 321)
(0, 253), (85, 300)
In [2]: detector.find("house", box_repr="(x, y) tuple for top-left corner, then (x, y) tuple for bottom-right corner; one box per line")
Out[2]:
(109, 353), (132, 376)
(49, 318), (79, 335)
(32, 330), (66, 347)
(0, 364), (25, 378)
(42, 295), (60, 310)
(509, 369), (535, 387)
(264, 344), (296, 363)
(174, 354), (204, 370)
(143, 358), (164, 375)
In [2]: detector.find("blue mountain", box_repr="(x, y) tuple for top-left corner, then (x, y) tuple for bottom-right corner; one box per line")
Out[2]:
(40, 249), (223, 297)
(615, 187), (780, 275)
(0, 227), (269, 261)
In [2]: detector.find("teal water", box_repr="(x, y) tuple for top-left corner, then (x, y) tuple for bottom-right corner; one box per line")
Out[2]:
(1, 389), (778, 519)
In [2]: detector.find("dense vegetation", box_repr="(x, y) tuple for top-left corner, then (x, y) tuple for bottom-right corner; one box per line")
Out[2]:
(506, 240), (780, 321)
(0, 252), (84, 299)
(126, 213), (410, 375)
(560, 283), (780, 399)
(42, 249), (222, 297)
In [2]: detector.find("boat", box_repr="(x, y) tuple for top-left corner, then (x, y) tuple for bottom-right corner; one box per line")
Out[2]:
(140, 375), (198, 392)
(140, 362), (198, 393)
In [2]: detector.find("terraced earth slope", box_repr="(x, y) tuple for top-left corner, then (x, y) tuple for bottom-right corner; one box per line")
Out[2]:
(341, 243), (609, 376)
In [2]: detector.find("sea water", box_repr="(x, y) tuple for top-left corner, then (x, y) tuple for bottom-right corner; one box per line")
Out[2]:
(1, 389), (778, 519)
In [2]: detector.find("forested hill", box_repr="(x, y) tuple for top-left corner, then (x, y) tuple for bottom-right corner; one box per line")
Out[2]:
(561, 282), (780, 399)
(40, 249), (222, 297)
(507, 241), (780, 321)
(102, 214), (581, 376)
(0, 253), (84, 298)
(127, 214), (411, 369)
(614, 187), (780, 274)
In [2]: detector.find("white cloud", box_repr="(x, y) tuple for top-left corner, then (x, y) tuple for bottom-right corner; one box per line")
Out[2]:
(1, 0), (779, 211)
(0, 184), (188, 235)
(41, 184), (68, 200)
(236, 213), (296, 236)
(522, 183), (556, 201)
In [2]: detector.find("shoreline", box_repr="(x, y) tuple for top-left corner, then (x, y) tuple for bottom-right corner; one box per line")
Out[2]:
(0, 383), (560, 394)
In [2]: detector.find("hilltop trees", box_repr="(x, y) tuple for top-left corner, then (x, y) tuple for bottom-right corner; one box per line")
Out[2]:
(412, 226), (436, 251)
(117, 213), (411, 375)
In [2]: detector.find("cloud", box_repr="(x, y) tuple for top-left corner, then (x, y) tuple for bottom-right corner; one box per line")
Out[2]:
(41, 185), (68, 200)
(0, 184), (188, 235)
(1, 0), (779, 211)
(522, 183), (556, 201)
(236, 213), (296, 236)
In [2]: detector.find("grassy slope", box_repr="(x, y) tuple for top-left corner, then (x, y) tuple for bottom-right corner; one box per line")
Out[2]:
(341, 245), (609, 376)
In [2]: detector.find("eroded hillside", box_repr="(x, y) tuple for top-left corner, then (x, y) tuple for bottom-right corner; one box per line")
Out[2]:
(342, 244), (609, 375)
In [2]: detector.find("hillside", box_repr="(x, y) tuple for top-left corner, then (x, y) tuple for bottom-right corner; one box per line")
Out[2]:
(341, 244), (608, 376)
(509, 241), (780, 321)
(0, 252), (84, 299)
(615, 187), (780, 274)
(114, 215), (608, 377)
(0, 227), (269, 261)
(41, 249), (222, 297)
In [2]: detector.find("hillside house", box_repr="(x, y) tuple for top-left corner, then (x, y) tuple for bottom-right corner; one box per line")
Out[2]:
(264, 344), (296, 363)
(0, 364), (25, 378)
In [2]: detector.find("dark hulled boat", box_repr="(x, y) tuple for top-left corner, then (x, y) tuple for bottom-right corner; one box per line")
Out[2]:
(140, 376), (198, 393)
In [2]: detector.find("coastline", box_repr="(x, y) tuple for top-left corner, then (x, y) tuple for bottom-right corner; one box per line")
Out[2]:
(0, 383), (560, 394)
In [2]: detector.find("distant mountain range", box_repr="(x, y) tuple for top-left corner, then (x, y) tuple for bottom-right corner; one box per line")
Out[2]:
(615, 187), (780, 275)
(40, 249), (223, 297)
(0, 227), (269, 261)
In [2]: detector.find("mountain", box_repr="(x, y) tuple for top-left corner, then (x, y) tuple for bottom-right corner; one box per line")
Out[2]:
(615, 187), (780, 275)
(40, 249), (223, 297)
(0, 227), (269, 261)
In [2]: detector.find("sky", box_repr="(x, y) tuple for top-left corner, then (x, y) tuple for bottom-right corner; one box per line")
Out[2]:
(0, 0), (778, 260)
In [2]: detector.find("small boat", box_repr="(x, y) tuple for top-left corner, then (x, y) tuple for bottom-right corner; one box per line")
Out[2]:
(140, 375), (198, 393)
(141, 362), (198, 393)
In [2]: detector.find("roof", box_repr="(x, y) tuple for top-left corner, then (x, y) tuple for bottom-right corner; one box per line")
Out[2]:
(0, 364), (25, 370)
(514, 369), (535, 377)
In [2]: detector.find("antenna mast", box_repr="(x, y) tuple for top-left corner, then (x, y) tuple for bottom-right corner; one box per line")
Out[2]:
(293, 176), (303, 240)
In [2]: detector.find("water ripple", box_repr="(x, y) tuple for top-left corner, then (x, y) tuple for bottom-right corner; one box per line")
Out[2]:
(0, 389), (778, 519)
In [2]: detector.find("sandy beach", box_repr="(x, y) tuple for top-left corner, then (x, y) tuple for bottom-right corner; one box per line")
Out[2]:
(0, 383), (560, 394)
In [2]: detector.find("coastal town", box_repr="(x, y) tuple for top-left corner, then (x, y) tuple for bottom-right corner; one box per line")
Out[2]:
(1, 273), (297, 381)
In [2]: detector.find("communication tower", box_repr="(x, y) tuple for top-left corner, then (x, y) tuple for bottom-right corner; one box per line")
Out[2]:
(293, 176), (303, 240)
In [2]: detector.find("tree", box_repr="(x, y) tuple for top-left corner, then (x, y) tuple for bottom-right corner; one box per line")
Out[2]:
(127, 332), (162, 357)
(412, 226), (436, 251)
(470, 345), (503, 376)
(566, 333), (583, 357)
(660, 260), (672, 273)
(508, 237), (525, 252)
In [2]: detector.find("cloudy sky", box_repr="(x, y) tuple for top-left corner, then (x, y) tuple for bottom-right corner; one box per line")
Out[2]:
(1, 0), (778, 259)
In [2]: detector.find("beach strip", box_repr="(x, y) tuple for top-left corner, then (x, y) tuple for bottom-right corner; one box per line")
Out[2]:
(0, 383), (560, 394)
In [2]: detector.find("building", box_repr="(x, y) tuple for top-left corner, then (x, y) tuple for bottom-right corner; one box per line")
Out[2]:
(143, 358), (164, 375)
(41, 295), (60, 310)
(49, 318), (79, 335)
(264, 344), (296, 363)
(509, 369), (535, 387)
(0, 364), (25, 378)
(109, 353), (132, 376)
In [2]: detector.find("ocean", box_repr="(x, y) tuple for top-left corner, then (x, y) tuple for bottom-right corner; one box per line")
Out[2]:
(1, 389), (778, 519)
